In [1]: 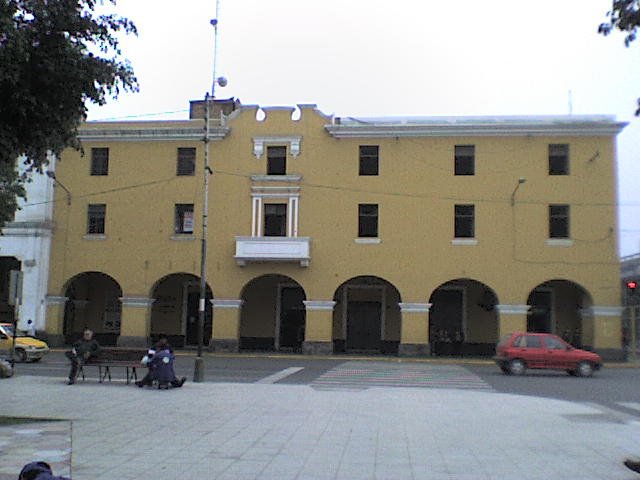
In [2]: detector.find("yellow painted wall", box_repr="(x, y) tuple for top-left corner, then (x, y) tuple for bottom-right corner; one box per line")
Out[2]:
(47, 106), (624, 350)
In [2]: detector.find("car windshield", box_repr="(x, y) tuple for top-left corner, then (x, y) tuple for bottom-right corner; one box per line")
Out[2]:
(1, 325), (15, 336)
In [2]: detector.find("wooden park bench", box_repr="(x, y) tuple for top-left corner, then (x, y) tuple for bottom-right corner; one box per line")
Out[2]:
(75, 348), (145, 384)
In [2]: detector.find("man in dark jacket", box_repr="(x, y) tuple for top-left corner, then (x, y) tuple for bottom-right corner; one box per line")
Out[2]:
(146, 339), (185, 389)
(65, 329), (100, 385)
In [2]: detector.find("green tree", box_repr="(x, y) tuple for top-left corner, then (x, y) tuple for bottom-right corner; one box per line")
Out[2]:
(0, 0), (138, 227)
(599, 0), (640, 115)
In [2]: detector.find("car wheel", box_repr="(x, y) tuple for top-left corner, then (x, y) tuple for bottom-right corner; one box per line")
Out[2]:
(14, 348), (27, 363)
(576, 361), (594, 377)
(509, 359), (526, 375)
(500, 366), (511, 375)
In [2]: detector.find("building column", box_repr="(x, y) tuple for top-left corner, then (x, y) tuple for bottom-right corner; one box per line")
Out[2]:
(44, 295), (67, 347)
(302, 300), (335, 355)
(496, 304), (529, 338)
(210, 299), (243, 352)
(584, 306), (624, 361)
(117, 297), (154, 348)
(398, 302), (431, 356)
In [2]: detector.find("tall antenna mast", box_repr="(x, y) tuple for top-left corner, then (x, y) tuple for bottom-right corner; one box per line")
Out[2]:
(211, 0), (221, 97)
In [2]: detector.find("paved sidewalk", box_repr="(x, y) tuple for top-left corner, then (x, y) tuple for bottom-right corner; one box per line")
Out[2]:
(1, 375), (639, 479)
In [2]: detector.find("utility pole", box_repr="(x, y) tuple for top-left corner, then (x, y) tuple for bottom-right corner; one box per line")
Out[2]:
(193, 0), (226, 382)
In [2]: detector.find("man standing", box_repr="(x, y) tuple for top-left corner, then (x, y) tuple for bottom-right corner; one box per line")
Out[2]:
(65, 329), (100, 385)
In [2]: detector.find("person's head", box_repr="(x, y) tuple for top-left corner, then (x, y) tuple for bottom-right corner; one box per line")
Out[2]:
(27, 320), (33, 325)
(19, 461), (51, 480)
(156, 337), (169, 350)
(83, 329), (93, 340)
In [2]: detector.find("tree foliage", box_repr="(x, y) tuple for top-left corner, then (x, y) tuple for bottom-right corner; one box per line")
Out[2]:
(0, 0), (138, 227)
(599, 0), (640, 115)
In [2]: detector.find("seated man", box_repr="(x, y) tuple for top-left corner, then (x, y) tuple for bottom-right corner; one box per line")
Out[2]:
(65, 328), (100, 385)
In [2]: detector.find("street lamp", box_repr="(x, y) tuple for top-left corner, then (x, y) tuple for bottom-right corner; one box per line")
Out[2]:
(510, 177), (526, 207)
(193, 9), (227, 383)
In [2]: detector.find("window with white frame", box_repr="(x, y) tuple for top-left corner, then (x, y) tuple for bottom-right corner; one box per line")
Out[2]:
(251, 189), (300, 238)
(264, 203), (287, 236)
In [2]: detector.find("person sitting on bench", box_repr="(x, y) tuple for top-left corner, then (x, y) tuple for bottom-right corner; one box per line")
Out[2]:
(65, 329), (100, 385)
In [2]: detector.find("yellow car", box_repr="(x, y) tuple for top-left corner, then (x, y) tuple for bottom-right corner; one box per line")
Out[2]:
(0, 323), (49, 362)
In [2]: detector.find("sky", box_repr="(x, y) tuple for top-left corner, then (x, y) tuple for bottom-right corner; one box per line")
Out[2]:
(87, 0), (640, 257)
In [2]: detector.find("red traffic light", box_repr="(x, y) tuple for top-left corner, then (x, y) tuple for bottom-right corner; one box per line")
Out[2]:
(628, 281), (638, 290)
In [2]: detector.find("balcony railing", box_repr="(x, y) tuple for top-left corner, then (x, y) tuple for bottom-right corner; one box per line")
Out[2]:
(235, 236), (310, 267)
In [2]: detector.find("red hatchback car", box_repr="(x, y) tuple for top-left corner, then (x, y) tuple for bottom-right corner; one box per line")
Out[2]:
(494, 332), (603, 377)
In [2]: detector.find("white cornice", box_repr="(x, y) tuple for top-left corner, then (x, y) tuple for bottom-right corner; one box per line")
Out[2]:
(325, 116), (627, 138)
(79, 126), (229, 142)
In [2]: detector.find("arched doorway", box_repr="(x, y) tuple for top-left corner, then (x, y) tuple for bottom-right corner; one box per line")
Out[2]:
(527, 280), (592, 347)
(429, 279), (499, 357)
(150, 273), (212, 348)
(0, 257), (21, 323)
(333, 276), (401, 355)
(239, 274), (306, 352)
(63, 272), (122, 345)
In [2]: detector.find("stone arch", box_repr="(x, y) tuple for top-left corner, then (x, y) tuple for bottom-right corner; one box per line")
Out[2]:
(149, 273), (213, 347)
(239, 274), (306, 352)
(527, 279), (593, 348)
(62, 272), (122, 345)
(429, 278), (499, 357)
(332, 275), (402, 354)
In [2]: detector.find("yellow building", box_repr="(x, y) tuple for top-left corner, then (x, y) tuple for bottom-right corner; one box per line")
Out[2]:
(45, 99), (627, 360)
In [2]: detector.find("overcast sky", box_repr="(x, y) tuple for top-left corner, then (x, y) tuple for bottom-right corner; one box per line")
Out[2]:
(87, 0), (640, 257)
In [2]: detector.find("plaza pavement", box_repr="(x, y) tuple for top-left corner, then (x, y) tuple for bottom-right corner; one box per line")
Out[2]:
(1, 372), (640, 480)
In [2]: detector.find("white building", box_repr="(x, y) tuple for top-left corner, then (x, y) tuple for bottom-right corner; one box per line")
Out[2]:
(0, 159), (56, 333)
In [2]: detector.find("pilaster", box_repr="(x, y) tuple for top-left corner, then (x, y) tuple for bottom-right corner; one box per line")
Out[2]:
(302, 300), (335, 355)
(210, 299), (243, 352)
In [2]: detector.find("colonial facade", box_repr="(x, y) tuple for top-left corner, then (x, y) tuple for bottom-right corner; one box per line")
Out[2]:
(1, 159), (56, 333)
(44, 100), (627, 359)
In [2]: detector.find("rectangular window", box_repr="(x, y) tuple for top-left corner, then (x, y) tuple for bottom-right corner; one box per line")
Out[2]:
(549, 204), (569, 238)
(454, 145), (475, 176)
(177, 148), (196, 176)
(264, 203), (287, 236)
(358, 204), (379, 238)
(454, 204), (475, 238)
(549, 144), (569, 175)
(90, 148), (109, 176)
(87, 204), (106, 234)
(174, 204), (194, 234)
(359, 145), (379, 176)
(267, 146), (287, 175)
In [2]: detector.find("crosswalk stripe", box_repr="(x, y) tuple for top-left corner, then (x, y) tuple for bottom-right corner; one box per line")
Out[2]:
(256, 367), (304, 384)
(617, 402), (640, 413)
(311, 362), (493, 391)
